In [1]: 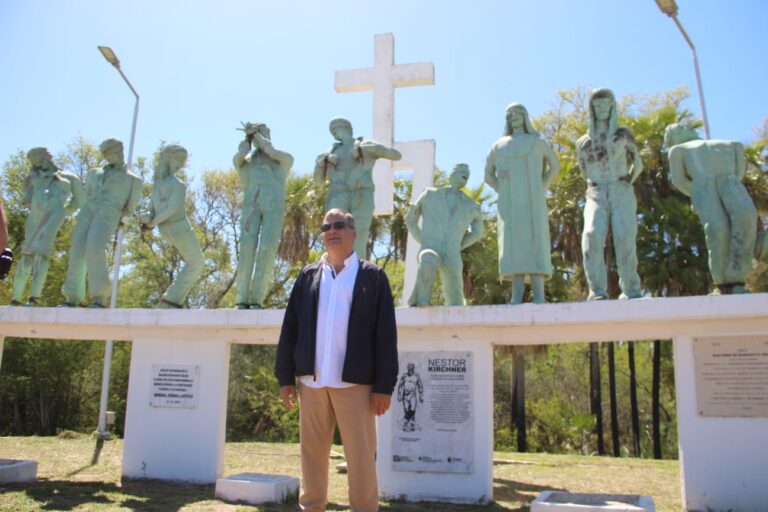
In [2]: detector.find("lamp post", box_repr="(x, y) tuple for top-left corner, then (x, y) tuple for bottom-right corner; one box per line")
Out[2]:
(654, 0), (711, 139)
(95, 46), (140, 439)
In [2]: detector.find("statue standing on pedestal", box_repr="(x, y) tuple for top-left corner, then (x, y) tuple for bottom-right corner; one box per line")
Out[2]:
(11, 147), (85, 306)
(485, 103), (560, 304)
(576, 88), (643, 300)
(405, 164), (483, 306)
(665, 123), (758, 294)
(234, 122), (293, 309)
(139, 144), (205, 308)
(61, 138), (142, 307)
(314, 117), (401, 259)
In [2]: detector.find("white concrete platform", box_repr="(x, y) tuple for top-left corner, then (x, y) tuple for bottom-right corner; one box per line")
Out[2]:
(0, 459), (38, 483)
(215, 473), (299, 505)
(532, 491), (654, 512)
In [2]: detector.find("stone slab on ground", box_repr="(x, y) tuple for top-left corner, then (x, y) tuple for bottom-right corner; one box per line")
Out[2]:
(0, 459), (38, 483)
(215, 473), (299, 505)
(532, 491), (655, 512)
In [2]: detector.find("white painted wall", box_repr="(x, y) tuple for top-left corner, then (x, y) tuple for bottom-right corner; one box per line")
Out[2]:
(673, 335), (768, 512)
(122, 337), (231, 483)
(1, 294), (767, 505)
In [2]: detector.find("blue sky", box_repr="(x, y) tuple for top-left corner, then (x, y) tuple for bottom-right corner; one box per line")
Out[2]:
(1, 0), (766, 191)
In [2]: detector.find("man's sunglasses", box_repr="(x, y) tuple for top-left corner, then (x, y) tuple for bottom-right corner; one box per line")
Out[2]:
(321, 221), (351, 233)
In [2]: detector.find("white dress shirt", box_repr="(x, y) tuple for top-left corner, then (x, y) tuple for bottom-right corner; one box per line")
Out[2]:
(300, 252), (360, 388)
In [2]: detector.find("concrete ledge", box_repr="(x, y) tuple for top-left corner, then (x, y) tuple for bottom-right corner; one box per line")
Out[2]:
(0, 459), (38, 483)
(215, 473), (299, 505)
(532, 491), (655, 512)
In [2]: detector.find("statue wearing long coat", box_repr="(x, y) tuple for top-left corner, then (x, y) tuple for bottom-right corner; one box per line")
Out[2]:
(485, 133), (558, 280)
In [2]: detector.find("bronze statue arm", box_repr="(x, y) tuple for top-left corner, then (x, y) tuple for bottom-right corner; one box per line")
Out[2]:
(64, 173), (86, 215)
(734, 142), (746, 181)
(147, 181), (185, 227)
(627, 140), (644, 184)
(484, 149), (499, 192)
(668, 147), (692, 197)
(461, 207), (485, 250)
(541, 141), (561, 189)
(404, 198), (423, 244)
(124, 176), (143, 215)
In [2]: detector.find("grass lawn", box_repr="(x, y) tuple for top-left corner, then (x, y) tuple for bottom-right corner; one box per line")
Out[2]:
(0, 434), (682, 511)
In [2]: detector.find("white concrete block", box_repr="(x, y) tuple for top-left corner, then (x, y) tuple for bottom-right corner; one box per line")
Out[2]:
(0, 459), (38, 483)
(215, 473), (299, 505)
(532, 491), (654, 512)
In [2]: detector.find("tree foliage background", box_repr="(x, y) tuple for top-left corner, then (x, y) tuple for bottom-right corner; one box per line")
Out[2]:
(0, 87), (765, 458)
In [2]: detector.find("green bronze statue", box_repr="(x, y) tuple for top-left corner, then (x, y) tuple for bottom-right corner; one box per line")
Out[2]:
(314, 117), (401, 259)
(61, 138), (142, 307)
(11, 147), (85, 306)
(139, 144), (205, 307)
(665, 123), (758, 294)
(485, 103), (560, 304)
(576, 88), (643, 300)
(234, 122), (293, 309)
(406, 164), (483, 306)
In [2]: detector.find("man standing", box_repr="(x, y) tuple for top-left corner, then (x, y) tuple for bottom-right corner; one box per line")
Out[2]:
(12, 147), (84, 305)
(405, 163), (483, 306)
(314, 118), (401, 259)
(576, 88), (644, 300)
(665, 123), (757, 294)
(276, 208), (398, 512)
(396, 363), (423, 432)
(234, 122), (293, 309)
(61, 138), (142, 307)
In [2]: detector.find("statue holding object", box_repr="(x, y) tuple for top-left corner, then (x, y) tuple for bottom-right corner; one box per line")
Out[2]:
(314, 117), (401, 259)
(406, 163), (483, 306)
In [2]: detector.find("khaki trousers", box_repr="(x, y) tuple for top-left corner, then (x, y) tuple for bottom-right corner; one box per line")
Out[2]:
(299, 385), (378, 512)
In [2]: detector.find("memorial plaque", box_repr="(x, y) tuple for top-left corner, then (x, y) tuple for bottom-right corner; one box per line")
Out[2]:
(150, 364), (200, 409)
(392, 351), (472, 473)
(693, 336), (768, 417)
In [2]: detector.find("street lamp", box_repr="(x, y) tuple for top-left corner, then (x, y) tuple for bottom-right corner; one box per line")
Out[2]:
(654, 0), (711, 139)
(95, 46), (140, 439)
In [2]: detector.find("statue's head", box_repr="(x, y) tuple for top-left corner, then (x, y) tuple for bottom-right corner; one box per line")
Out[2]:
(159, 144), (188, 174)
(329, 117), (353, 141)
(504, 103), (538, 136)
(27, 147), (54, 169)
(407, 363), (415, 374)
(664, 123), (700, 148)
(449, 163), (470, 189)
(99, 138), (125, 166)
(588, 88), (618, 137)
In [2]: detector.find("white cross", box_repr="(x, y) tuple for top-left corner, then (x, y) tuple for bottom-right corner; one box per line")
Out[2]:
(335, 32), (435, 215)
(334, 33), (437, 305)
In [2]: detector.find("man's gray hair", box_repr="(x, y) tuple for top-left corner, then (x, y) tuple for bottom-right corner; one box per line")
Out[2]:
(324, 208), (355, 229)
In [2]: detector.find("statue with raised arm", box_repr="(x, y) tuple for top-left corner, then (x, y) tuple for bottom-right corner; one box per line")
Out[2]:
(234, 122), (293, 309)
(314, 117), (401, 259)
(11, 147), (84, 306)
(139, 144), (205, 307)
(61, 138), (142, 307)
(576, 88), (643, 300)
(406, 163), (483, 306)
(485, 103), (560, 304)
(665, 123), (758, 294)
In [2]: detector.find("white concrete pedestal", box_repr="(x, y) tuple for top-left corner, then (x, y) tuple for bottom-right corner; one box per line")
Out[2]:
(673, 335), (768, 512)
(0, 459), (38, 483)
(122, 337), (231, 483)
(531, 491), (654, 511)
(215, 473), (299, 505)
(377, 337), (493, 504)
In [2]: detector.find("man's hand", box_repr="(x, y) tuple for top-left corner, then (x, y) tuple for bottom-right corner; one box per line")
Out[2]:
(370, 393), (392, 416)
(279, 385), (298, 409)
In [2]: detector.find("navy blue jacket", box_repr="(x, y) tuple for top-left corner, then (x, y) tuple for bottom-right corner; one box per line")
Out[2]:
(275, 259), (398, 395)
